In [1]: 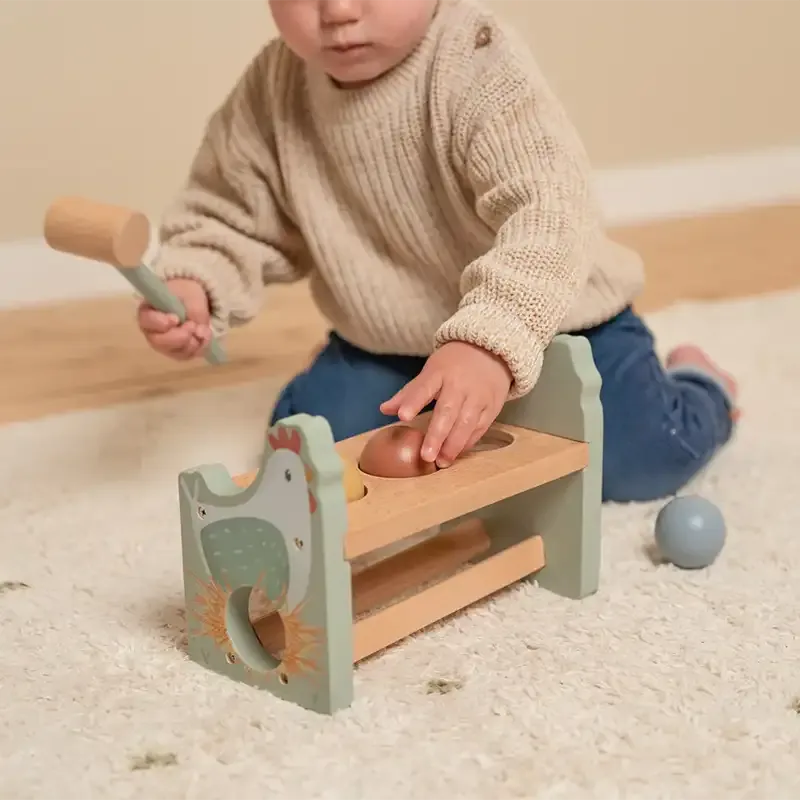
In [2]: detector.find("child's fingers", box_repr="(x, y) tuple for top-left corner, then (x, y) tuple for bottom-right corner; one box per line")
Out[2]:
(463, 408), (494, 453)
(379, 387), (405, 417)
(147, 325), (194, 354)
(436, 399), (486, 468)
(174, 335), (204, 361)
(420, 385), (464, 463)
(138, 305), (180, 334)
(174, 327), (214, 360)
(381, 372), (442, 422)
(194, 323), (213, 344)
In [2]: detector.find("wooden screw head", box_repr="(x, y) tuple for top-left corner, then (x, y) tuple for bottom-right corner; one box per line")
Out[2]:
(43, 195), (151, 268)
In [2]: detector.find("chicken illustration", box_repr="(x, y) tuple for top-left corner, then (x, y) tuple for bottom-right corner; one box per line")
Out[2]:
(181, 425), (316, 615)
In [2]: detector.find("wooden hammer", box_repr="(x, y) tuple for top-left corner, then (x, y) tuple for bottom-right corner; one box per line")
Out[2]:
(43, 195), (226, 365)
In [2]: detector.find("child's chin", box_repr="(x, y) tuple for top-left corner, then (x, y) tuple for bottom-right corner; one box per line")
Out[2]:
(327, 60), (389, 87)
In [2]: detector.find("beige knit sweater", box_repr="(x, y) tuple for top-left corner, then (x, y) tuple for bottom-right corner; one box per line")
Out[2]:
(153, 0), (644, 397)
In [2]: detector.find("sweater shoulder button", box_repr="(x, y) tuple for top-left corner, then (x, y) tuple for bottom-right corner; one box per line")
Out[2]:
(474, 25), (492, 49)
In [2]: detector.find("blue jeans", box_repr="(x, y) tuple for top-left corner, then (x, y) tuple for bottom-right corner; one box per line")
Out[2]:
(270, 307), (734, 503)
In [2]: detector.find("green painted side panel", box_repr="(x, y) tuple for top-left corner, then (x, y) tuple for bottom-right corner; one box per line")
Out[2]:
(490, 334), (604, 599)
(179, 413), (354, 715)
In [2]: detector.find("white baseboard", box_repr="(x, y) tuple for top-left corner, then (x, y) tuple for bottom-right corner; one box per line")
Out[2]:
(595, 145), (800, 225)
(0, 238), (134, 311)
(1, 146), (798, 311)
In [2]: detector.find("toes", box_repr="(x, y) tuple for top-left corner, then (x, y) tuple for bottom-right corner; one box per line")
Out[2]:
(666, 344), (706, 367)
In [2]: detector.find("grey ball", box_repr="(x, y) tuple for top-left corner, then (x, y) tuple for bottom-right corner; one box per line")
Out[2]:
(654, 494), (726, 569)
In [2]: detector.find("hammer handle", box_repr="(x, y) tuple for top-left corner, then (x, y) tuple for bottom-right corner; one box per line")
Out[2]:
(43, 196), (226, 365)
(125, 265), (226, 365)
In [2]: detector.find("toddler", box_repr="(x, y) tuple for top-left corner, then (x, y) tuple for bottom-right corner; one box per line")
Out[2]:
(138, 0), (738, 503)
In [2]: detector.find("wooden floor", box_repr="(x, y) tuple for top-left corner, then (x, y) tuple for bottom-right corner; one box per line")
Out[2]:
(2, 203), (798, 426)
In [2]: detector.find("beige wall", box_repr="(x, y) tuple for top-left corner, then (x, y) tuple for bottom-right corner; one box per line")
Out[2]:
(2, 0), (799, 240)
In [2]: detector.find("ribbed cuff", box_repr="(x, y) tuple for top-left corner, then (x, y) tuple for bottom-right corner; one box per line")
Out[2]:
(434, 302), (544, 399)
(151, 246), (244, 337)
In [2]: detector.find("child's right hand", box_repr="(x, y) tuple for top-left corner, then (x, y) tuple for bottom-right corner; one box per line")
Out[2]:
(137, 278), (213, 360)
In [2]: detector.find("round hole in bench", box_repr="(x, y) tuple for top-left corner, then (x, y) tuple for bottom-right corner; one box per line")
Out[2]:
(357, 423), (514, 480)
(468, 427), (514, 453)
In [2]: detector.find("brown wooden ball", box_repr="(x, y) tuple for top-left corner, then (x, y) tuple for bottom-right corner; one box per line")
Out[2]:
(358, 424), (438, 479)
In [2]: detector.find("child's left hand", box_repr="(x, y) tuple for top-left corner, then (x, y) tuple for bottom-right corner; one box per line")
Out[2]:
(379, 341), (513, 469)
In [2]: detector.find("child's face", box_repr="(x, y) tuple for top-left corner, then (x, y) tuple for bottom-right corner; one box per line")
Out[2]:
(269, 0), (438, 85)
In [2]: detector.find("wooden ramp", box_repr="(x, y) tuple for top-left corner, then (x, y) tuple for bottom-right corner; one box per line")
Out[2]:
(253, 518), (546, 663)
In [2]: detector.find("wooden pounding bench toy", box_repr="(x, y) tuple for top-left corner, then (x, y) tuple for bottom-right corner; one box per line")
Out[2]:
(41, 194), (604, 716)
(178, 337), (603, 715)
(43, 196), (227, 365)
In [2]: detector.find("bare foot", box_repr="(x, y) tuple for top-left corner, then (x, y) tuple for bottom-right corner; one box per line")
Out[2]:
(666, 344), (740, 421)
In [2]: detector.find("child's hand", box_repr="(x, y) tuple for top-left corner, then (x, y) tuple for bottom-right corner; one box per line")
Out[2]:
(380, 341), (512, 468)
(137, 278), (213, 360)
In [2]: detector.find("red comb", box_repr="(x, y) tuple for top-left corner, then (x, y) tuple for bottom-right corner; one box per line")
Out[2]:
(268, 426), (302, 454)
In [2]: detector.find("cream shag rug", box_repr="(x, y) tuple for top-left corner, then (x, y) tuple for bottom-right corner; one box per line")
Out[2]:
(2, 290), (799, 800)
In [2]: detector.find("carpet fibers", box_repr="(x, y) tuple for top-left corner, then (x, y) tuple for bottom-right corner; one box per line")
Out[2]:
(2, 290), (799, 799)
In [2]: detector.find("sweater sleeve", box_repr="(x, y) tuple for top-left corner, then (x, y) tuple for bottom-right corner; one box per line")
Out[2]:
(152, 47), (309, 336)
(435, 60), (600, 398)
